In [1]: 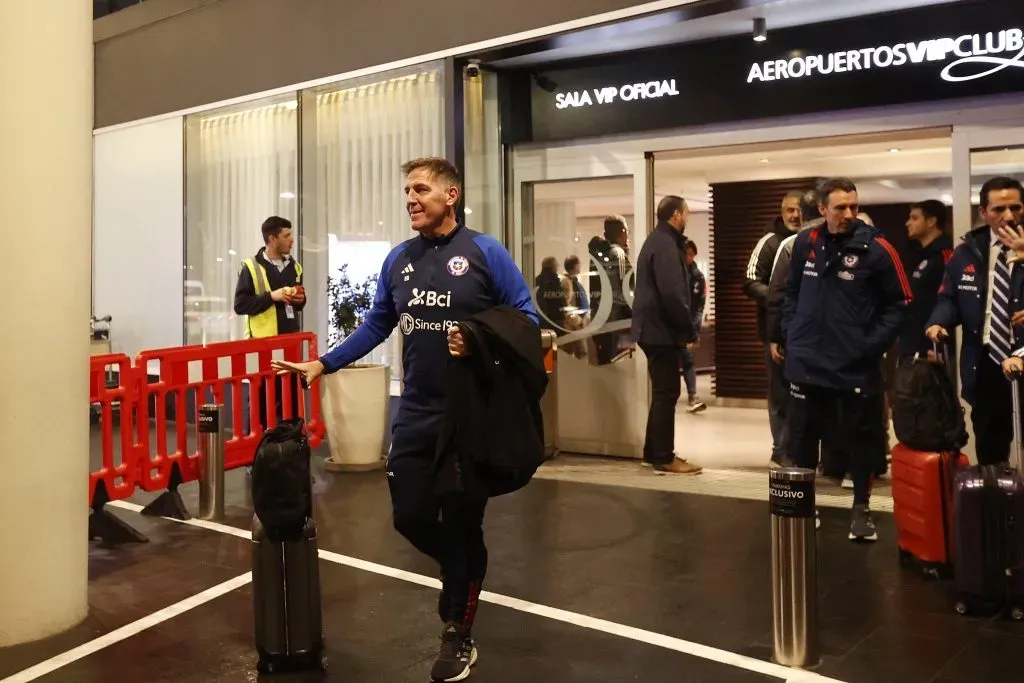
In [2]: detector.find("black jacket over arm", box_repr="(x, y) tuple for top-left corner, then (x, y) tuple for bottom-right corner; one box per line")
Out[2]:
(434, 305), (548, 500)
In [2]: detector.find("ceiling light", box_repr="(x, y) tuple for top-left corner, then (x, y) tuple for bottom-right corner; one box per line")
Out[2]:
(889, 148), (900, 153)
(940, 193), (953, 205)
(228, 249), (237, 256)
(465, 207), (473, 215)
(753, 17), (767, 42)
(216, 257), (224, 263)
(759, 157), (770, 164)
(280, 191), (296, 199)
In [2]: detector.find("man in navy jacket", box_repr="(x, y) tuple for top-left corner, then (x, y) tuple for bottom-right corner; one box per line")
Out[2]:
(273, 158), (537, 683)
(783, 178), (911, 542)
(927, 176), (1024, 466)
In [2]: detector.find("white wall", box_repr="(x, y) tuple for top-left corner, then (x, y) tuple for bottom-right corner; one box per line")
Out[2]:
(93, 118), (184, 358)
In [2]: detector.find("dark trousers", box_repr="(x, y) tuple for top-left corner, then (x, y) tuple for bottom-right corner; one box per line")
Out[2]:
(766, 344), (789, 463)
(388, 427), (488, 628)
(641, 343), (680, 466)
(787, 383), (886, 505)
(971, 357), (1015, 466)
(258, 374), (301, 432)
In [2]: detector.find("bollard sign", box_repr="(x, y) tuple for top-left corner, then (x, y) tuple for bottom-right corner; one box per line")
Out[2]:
(512, 0), (1024, 144)
(198, 404), (220, 434)
(769, 478), (815, 519)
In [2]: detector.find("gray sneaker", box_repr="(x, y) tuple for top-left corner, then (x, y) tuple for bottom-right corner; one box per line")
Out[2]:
(848, 503), (878, 542)
(686, 397), (708, 414)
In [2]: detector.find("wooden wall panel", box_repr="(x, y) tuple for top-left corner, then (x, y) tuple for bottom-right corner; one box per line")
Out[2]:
(711, 178), (818, 400)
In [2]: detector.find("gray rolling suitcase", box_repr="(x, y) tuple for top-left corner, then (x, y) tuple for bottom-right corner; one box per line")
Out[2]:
(252, 516), (327, 673)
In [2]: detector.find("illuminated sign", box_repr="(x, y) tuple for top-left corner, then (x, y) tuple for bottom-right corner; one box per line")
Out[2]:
(747, 29), (1024, 84)
(554, 79), (680, 109)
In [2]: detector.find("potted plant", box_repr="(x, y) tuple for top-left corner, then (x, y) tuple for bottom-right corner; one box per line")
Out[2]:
(321, 264), (390, 472)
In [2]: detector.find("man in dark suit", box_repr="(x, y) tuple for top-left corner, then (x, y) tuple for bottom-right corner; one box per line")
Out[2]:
(631, 195), (702, 475)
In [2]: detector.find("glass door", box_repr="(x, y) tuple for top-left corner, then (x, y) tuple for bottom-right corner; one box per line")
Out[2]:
(516, 170), (649, 459)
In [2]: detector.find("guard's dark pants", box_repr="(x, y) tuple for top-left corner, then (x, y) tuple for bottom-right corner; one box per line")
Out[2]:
(388, 425), (488, 629)
(767, 344), (789, 464)
(787, 383), (886, 505)
(258, 374), (300, 432)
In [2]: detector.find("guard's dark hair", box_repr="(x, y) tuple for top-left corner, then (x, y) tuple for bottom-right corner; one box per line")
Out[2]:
(979, 176), (1024, 209)
(817, 177), (858, 205)
(656, 195), (687, 222)
(686, 240), (698, 255)
(261, 216), (292, 243)
(799, 189), (819, 222)
(564, 254), (581, 272)
(910, 200), (948, 233)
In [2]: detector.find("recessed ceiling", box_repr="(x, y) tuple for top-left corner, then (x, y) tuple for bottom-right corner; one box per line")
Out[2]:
(488, 0), (961, 68)
(530, 137), (1024, 218)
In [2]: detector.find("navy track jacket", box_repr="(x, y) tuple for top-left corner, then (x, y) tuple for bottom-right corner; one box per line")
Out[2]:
(319, 226), (538, 426)
(782, 220), (912, 395)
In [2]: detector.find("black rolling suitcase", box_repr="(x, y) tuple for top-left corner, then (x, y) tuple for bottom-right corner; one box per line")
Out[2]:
(250, 418), (327, 674)
(952, 370), (1024, 620)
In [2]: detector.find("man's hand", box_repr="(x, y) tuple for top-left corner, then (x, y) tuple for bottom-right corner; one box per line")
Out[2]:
(448, 325), (469, 357)
(926, 325), (948, 343)
(770, 343), (785, 364)
(996, 224), (1024, 264)
(1012, 311), (1024, 328)
(1002, 356), (1024, 380)
(686, 341), (699, 351)
(271, 359), (324, 386)
(271, 288), (288, 303)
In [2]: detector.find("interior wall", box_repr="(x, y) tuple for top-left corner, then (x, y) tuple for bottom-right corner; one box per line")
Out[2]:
(93, 118), (185, 357)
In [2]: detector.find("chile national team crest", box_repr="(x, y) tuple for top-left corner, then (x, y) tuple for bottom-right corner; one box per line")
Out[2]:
(447, 255), (469, 277)
(842, 254), (860, 269)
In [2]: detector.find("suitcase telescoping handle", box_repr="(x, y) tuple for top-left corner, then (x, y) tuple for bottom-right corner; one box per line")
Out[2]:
(1011, 327), (1023, 473)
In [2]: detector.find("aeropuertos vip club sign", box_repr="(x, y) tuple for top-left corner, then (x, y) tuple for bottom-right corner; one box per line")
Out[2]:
(513, 0), (1024, 144)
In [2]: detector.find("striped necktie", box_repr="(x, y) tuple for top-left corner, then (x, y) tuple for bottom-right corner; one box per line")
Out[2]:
(989, 245), (1013, 364)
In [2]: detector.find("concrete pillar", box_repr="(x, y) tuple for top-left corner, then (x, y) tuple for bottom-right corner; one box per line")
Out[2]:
(0, 3), (93, 646)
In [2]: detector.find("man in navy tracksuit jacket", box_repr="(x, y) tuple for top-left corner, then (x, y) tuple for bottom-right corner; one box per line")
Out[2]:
(782, 178), (912, 543)
(273, 158), (537, 683)
(926, 177), (1024, 467)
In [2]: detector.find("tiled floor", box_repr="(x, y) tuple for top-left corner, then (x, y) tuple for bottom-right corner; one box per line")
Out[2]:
(6, 408), (1016, 683)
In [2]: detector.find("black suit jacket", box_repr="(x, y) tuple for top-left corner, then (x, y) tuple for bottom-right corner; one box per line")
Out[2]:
(434, 306), (548, 500)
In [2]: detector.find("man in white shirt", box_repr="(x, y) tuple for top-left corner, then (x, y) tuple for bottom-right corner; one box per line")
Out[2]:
(927, 177), (1024, 465)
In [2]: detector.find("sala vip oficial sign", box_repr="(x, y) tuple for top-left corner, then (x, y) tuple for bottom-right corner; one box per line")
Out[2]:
(747, 28), (1024, 84)
(555, 79), (680, 109)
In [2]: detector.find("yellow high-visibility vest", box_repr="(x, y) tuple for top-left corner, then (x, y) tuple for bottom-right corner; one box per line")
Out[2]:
(241, 258), (303, 339)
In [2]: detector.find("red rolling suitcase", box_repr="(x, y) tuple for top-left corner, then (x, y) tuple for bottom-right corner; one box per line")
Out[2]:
(892, 445), (969, 578)
(952, 368), (1024, 619)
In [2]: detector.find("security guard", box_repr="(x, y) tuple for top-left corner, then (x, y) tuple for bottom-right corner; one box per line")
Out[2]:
(782, 178), (911, 543)
(234, 215), (304, 428)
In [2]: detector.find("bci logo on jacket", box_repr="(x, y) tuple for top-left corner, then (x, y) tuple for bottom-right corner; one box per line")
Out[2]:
(408, 288), (452, 308)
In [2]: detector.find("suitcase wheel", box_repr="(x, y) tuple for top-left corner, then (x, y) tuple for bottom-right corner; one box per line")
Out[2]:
(954, 597), (970, 616)
(1011, 606), (1024, 621)
(257, 659), (276, 675)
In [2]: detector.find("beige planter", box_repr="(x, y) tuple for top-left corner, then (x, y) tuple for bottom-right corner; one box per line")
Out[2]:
(321, 363), (390, 472)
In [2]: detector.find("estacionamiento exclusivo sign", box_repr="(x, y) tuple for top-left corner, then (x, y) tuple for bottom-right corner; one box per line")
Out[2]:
(511, 0), (1024, 144)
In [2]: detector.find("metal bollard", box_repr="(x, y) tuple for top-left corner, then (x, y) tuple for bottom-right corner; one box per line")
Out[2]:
(198, 403), (226, 521)
(770, 467), (818, 669)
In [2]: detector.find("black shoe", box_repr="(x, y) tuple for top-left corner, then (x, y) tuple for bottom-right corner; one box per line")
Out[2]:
(430, 623), (477, 682)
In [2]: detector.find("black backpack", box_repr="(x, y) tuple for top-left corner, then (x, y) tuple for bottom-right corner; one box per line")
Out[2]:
(251, 417), (312, 538)
(892, 357), (968, 453)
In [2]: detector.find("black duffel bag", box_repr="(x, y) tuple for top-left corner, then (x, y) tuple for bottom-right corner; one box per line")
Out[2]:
(251, 417), (312, 538)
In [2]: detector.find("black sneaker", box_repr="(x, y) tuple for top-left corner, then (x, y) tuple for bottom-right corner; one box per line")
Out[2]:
(430, 623), (477, 682)
(848, 503), (878, 543)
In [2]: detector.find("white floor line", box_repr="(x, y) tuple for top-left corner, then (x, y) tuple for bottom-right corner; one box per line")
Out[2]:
(108, 501), (846, 683)
(0, 572), (252, 683)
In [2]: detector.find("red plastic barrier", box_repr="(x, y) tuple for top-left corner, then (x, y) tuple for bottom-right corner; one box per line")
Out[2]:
(133, 333), (325, 494)
(88, 353), (140, 507)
